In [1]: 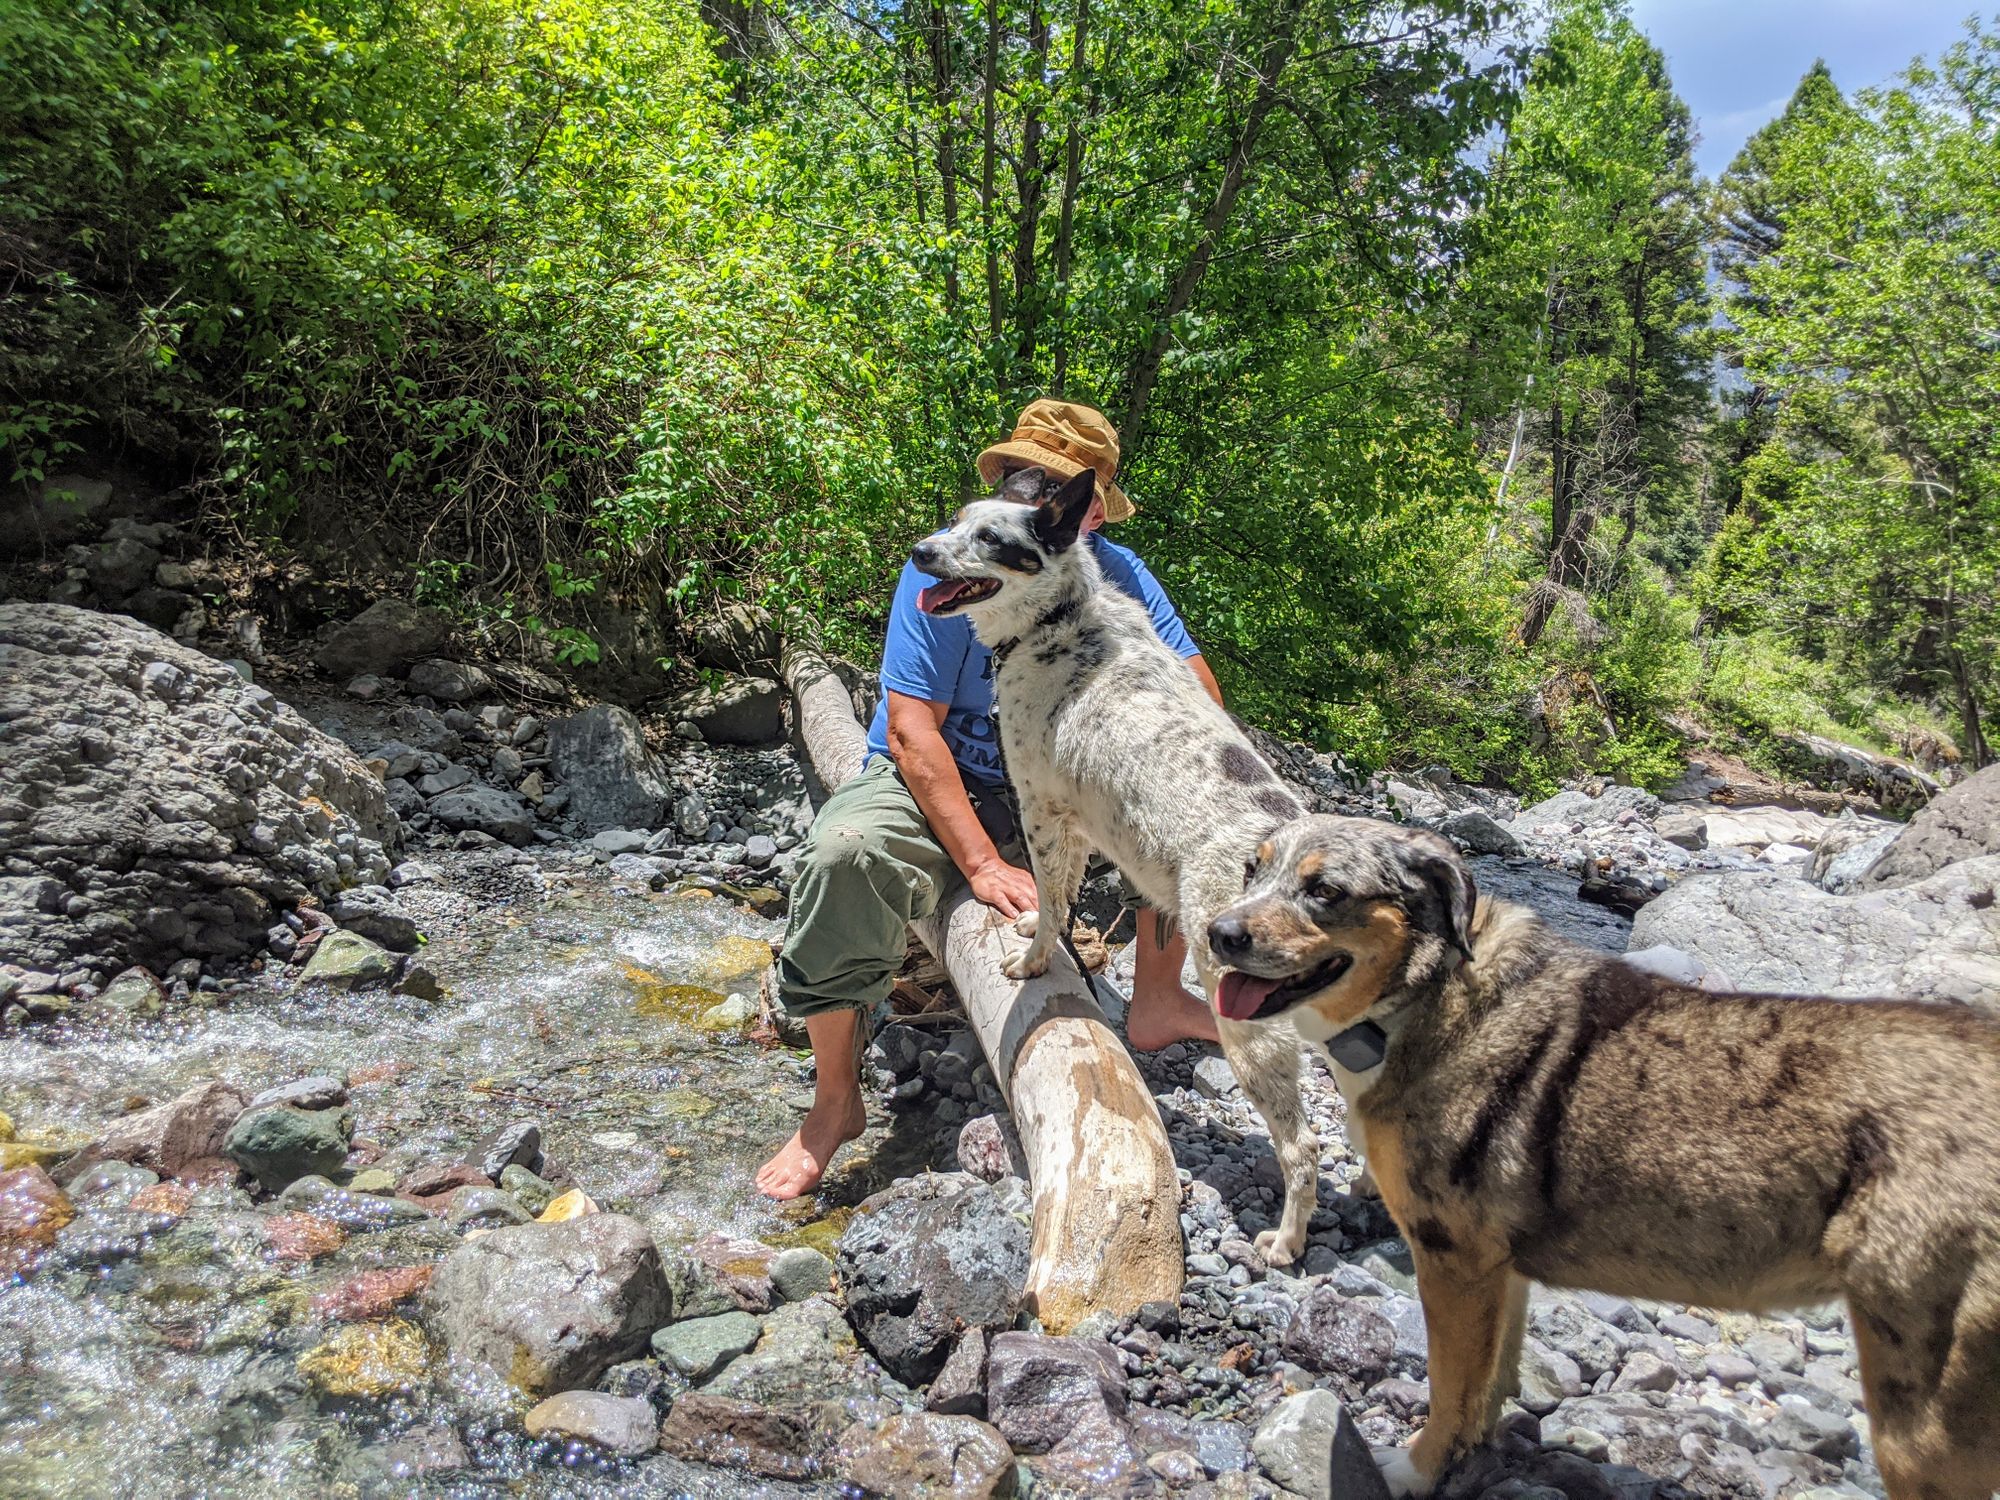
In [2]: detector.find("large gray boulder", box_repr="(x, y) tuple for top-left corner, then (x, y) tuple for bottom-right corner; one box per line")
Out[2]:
(667, 675), (784, 746)
(0, 604), (396, 977)
(423, 1214), (672, 1395)
(836, 1177), (1031, 1385)
(1515, 784), (1660, 831)
(427, 785), (534, 845)
(1628, 856), (2000, 1013)
(1858, 763), (2000, 890)
(546, 704), (674, 832)
(314, 599), (453, 679)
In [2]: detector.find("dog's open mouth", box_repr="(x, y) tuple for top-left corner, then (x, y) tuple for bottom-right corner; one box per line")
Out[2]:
(1215, 952), (1353, 1022)
(917, 577), (1001, 615)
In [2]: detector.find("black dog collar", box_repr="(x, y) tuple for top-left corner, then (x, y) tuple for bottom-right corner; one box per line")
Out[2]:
(1327, 1019), (1388, 1073)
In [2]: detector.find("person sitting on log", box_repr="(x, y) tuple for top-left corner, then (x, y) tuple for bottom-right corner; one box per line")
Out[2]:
(756, 398), (1227, 1199)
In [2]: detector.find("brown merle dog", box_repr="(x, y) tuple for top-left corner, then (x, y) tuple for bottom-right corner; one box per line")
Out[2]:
(1205, 813), (2000, 1500)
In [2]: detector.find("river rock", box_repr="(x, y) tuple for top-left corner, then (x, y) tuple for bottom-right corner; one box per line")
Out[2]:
(984, 1332), (1127, 1454)
(0, 604), (396, 977)
(1811, 821), (1902, 894)
(692, 602), (779, 675)
(224, 1104), (354, 1191)
(447, 1185), (532, 1230)
(1516, 784), (1660, 831)
(1628, 856), (2000, 1012)
(767, 1245), (834, 1303)
(657, 1394), (821, 1478)
(297, 1317), (431, 1398)
(837, 1178), (1031, 1384)
(1858, 762), (2000, 889)
(247, 1076), (347, 1112)
(0, 1164), (75, 1247)
(78, 1080), (246, 1177)
(406, 658), (491, 704)
(422, 1213), (671, 1395)
(523, 1391), (659, 1457)
(666, 676), (784, 746)
(651, 1309), (762, 1381)
(955, 1114), (1026, 1182)
(466, 1119), (544, 1180)
(699, 1296), (899, 1420)
(327, 886), (420, 951)
(831, 1412), (1017, 1499)
(427, 785), (535, 845)
(315, 600), (453, 679)
(927, 1328), (988, 1417)
(546, 704), (674, 833)
(1279, 1287), (1396, 1390)
(1250, 1390), (1388, 1500)
(94, 966), (165, 1017)
(1441, 807), (1523, 857)
(298, 929), (398, 988)
(667, 1232), (774, 1317)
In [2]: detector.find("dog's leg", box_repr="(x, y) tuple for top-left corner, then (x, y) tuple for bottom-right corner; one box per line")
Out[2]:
(1001, 801), (1088, 981)
(1216, 1017), (1317, 1266)
(1484, 1272), (1529, 1429)
(1380, 1247), (1514, 1496)
(1851, 1294), (2000, 1500)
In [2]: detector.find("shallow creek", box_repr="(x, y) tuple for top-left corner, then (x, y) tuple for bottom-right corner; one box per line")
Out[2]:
(0, 874), (877, 1498)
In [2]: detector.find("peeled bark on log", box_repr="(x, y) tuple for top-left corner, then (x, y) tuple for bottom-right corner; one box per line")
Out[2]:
(781, 644), (1184, 1331)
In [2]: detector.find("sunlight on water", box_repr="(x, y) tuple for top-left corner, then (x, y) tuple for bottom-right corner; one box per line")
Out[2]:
(0, 882), (843, 1497)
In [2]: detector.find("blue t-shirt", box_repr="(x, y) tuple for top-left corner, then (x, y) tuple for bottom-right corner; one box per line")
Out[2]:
(864, 531), (1200, 785)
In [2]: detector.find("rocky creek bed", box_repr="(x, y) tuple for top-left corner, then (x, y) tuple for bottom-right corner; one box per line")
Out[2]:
(3, 594), (1997, 1500)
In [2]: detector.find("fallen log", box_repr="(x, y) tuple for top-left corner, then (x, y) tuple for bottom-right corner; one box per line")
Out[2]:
(781, 643), (1184, 1331)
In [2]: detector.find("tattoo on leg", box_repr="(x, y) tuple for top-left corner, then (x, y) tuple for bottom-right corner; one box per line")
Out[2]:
(1151, 911), (1179, 948)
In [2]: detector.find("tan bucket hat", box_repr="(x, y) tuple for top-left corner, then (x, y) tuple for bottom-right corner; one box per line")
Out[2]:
(976, 398), (1135, 522)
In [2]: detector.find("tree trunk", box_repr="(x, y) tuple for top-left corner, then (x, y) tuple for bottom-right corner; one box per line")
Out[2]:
(1010, 0), (1050, 379)
(1048, 0), (1089, 397)
(1120, 0), (1300, 446)
(780, 644), (1186, 1331)
(927, 0), (961, 309)
(982, 0), (1003, 348)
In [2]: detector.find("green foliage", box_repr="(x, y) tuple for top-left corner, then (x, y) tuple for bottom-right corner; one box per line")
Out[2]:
(3, 0), (1988, 784)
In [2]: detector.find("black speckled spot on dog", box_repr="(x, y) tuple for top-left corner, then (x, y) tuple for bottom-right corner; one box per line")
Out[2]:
(989, 539), (1044, 574)
(1219, 744), (1271, 784)
(1412, 1217), (1456, 1254)
(1034, 594), (1081, 631)
(1253, 788), (1301, 820)
(1033, 643), (1070, 666)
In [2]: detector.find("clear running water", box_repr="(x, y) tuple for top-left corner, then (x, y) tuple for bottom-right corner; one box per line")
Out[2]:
(0, 871), (859, 1498)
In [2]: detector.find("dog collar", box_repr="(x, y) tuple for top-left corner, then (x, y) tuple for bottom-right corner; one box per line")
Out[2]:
(1327, 1019), (1388, 1073)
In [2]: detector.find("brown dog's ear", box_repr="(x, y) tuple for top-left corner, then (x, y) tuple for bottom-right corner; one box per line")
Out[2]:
(1397, 830), (1477, 960)
(1031, 467), (1096, 552)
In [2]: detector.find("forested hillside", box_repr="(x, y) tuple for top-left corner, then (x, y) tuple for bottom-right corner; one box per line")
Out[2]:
(3, 0), (1994, 789)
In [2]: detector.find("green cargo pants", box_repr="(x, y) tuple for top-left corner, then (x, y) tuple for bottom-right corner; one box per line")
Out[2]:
(776, 757), (1024, 1019)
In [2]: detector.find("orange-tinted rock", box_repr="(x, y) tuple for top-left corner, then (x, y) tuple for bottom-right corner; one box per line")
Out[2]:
(265, 1212), (347, 1261)
(312, 1264), (435, 1322)
(129, 1181), (196, 1219)
(173, 1155), (246, 1188)
(0, 1166), (74, 1247)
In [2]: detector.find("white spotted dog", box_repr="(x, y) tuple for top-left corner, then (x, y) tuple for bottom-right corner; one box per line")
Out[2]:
(909, 464), (1325, 1264)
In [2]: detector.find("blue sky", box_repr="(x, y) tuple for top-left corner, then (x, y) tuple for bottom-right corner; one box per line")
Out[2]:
(1626, 0), (1986, 174)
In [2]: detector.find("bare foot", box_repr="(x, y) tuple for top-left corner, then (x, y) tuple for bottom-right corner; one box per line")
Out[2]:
(1126, 979), (1220, 1051)
(755, 1093), (866, 1200)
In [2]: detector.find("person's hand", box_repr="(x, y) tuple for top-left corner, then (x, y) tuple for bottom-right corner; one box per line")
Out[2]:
(968, 859), (1039, 920)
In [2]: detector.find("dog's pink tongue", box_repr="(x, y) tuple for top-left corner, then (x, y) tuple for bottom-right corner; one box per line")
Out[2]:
(917, 580), (965, 615)
(1216, 971), (1282, 1021)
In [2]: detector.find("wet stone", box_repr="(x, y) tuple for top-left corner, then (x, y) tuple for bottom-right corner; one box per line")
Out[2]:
(223, 1104), (354, 1193)
(465, 1119), (543, 1180)
(247, 1075), (348, 1112)
(298, 1318), (432, 1398)
(831, 1411), (1018, 1500)
(926, 1327), (988, 1417)
(657, 1393), (822, 1479)
(523, 1391), (660, 1458)
(766, 1244), (833, 1303)
(277, 1175), (429, 1231)
(651, 1309), (763, 1382)
(446, 1184), (531, 1230)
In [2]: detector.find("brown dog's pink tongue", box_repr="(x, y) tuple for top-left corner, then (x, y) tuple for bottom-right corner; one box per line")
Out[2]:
(1216, 971), (1281, 1021)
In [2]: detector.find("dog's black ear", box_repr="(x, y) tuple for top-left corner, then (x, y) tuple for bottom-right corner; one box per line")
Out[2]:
(998, 466), (1047, 505)
(1399, 832), (1477, 960)
(1031, 467), (1096, 552)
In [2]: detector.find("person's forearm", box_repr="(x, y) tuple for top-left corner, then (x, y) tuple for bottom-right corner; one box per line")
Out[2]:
(1189, 653), (1224, 708)
(889, 729), (1006, 882)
